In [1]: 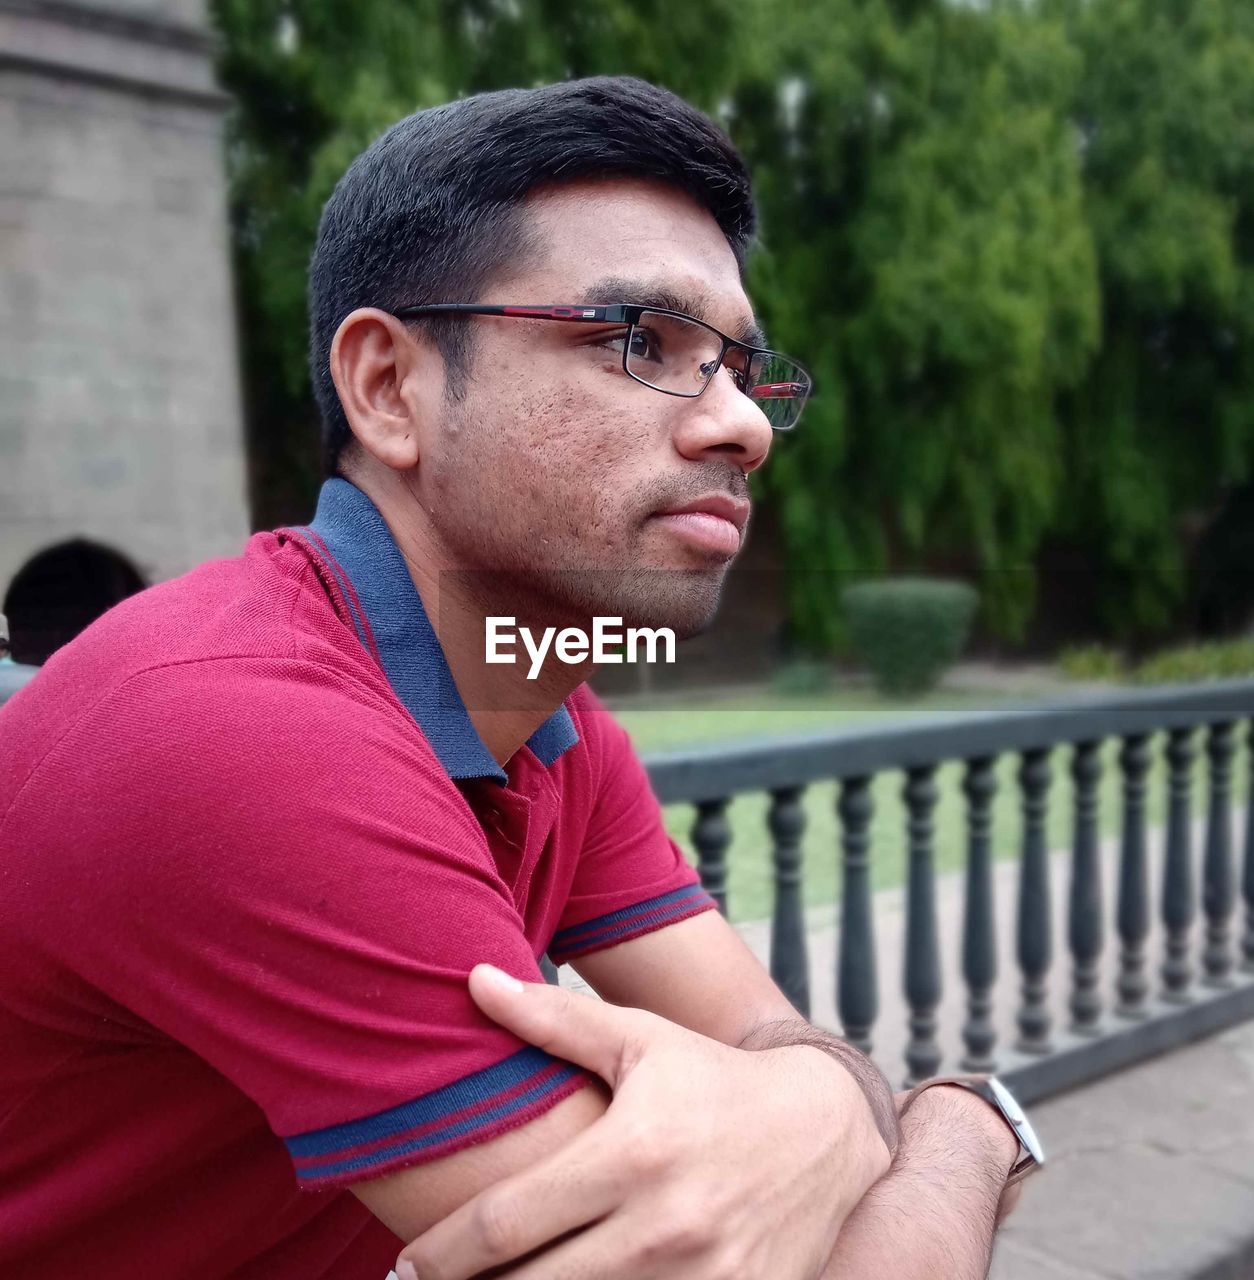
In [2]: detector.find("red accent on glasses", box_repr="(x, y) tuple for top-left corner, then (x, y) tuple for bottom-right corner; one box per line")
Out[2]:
(750, 382), (807, 400)
(501, 306), (598, 320)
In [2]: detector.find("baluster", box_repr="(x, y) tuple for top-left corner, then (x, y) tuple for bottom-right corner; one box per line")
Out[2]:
(903, 766), (942, 1086)
(1161, 728), (1196, 1002)
(1245, 721), (1254, 972)
(1115, 734), (1151, 1018)
(838, 776), (877, 1055)
(1202, 722), (1236, 986)
(692, 798), (731, 918)
(769, 786), (810, 1018)
(1016, 749), (1053, 1053)
(961, 757), (999, 1071)
(1069, 740), (1104, 1033)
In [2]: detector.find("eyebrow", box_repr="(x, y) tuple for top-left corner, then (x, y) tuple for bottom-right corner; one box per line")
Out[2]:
(578, 276), (769, 349)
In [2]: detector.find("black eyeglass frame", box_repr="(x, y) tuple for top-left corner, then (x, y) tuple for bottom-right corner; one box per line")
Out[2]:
(391, 302), (812, 431)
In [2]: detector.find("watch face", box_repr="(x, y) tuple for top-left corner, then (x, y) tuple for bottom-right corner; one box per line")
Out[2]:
(988, 1078), (1046, 1167)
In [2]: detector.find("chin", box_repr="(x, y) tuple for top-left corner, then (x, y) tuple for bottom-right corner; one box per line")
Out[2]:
(518, 564), (728, 641)
(603, 567), (727, 640)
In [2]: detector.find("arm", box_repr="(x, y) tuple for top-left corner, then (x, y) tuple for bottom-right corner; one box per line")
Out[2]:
(575, 911), (1018, 1272)
(574, 910), (900, 1150)
(822, 1084), (1020, 1279)
(396, 965), (892, 1280)
(352, 999), (612, 1243)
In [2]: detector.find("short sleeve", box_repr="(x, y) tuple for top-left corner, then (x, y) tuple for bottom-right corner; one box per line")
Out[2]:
(547, 693), (717, 965)
(6, 659), (593, 1190)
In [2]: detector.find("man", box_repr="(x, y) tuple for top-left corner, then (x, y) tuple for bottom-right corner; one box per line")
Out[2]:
(0, 77), (1031, 1278)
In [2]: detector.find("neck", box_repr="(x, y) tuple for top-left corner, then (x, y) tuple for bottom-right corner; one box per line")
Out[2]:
(358, 469), (591, 767)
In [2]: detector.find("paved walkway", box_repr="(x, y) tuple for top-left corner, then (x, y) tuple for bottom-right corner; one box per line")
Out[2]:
(988, 1016), (1254, 1279)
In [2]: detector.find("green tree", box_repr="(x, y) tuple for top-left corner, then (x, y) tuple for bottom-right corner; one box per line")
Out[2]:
(212, 0), (1254, 653)
(1049, 0), (1254, 636)
(735, 0), (1098, 648)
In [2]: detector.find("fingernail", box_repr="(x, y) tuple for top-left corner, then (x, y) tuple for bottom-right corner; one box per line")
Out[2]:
(479, 963), (525, 993)
(396, 1261), (418, 1280)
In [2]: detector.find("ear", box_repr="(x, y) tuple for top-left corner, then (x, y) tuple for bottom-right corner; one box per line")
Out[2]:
(329, 308), (442, 471)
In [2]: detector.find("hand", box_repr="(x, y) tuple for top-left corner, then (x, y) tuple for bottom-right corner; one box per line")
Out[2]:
(396, 965), (893, 1280)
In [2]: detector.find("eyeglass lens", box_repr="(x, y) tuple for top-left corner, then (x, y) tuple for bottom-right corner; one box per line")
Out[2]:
(625, 310), (809, 429)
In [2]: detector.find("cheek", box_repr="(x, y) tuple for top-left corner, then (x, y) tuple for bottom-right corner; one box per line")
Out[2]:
(502, 378), (651, 491)
(437, 358), (670, 556)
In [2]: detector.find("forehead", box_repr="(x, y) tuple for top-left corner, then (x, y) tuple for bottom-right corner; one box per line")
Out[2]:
(512, 178), (754, 330)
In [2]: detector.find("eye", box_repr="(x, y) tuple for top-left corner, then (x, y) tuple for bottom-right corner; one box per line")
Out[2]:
(603, 325), (663, 364)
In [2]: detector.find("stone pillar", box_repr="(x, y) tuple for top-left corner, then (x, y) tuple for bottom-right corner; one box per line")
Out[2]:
(0, 0), (250, 613)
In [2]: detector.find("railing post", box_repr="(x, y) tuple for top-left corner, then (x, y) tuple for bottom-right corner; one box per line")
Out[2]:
(903, 765), (942, 1086)
(1116, 733), (1151, 1018)
(768, 785), (810, 1018)
(1069, 740), (1104, 1033)
(1016, 748), (1053, 1053)
(961, 756), (999, 1072)
(1162, 727), (1196, 1002)
(837, 776), (877, 1054)
(692, 798), (731, 918)
(1202, 721), (1236, 987)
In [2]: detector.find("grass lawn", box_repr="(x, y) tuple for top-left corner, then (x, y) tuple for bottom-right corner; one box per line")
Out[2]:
(610, 686), (1239, 925)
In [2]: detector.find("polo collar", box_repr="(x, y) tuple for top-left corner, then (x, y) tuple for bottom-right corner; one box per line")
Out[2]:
(299, 477), (578, 785)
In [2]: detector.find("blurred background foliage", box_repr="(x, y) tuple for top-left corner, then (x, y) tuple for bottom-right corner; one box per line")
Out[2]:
(210, 0), (1254, 654)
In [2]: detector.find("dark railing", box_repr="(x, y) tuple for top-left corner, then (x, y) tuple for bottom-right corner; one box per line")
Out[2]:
(642, 680), (1254, 1103)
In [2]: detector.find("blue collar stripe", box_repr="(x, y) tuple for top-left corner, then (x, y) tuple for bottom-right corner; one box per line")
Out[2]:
(302, 478), (578, 784)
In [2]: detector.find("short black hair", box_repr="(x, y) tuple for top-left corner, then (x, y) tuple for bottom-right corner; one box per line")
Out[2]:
(308, 75), (757, 475)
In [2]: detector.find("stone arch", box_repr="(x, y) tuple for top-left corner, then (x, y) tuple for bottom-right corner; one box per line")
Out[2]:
(4, 539), (146, 665)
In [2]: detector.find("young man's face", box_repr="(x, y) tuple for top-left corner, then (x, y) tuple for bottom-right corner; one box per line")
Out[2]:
(413, 177), (775, 638)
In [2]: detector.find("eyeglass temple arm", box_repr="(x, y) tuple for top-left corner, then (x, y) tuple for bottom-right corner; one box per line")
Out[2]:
(394, 304), (625, 322)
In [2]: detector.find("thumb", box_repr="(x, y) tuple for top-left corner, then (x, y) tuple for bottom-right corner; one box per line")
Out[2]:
(469, 963), (654, 1086)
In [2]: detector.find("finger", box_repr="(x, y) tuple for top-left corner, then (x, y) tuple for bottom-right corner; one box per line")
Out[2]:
(474, 1217), (633, 1280)
(398, 1119), (630, 1280)
(469, 963), (656, 1084)
(488, 1205), (700, 1280)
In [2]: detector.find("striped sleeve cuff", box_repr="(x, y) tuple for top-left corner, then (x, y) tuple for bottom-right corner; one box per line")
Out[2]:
(547, 883), (718, 965)
(283, 1047), (591, 1188)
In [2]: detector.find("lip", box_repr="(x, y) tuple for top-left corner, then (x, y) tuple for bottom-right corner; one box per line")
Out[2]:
(648, 494), (750, 559)
(653, 494), (750, 532)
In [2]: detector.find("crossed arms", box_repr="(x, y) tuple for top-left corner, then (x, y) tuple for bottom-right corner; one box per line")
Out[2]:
(353, 910), (1020, 1280)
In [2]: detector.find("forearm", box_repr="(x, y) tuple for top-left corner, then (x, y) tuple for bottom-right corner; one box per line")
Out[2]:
(820, 1086), (1016, 1280)
(738, 1018), (900, 1160)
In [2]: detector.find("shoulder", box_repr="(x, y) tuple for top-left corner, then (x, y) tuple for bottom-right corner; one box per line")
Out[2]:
(0, 532), (409, 815)
(2, 647), (471, 861)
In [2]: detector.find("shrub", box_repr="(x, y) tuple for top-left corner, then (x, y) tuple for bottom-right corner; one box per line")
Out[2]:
(842, 579), (978, 697)
(1058, 643), (1126, 681)
(1132, 639), (1254, 684)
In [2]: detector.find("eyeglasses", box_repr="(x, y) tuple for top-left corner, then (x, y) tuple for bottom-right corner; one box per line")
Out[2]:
(392, 303), (812, 431)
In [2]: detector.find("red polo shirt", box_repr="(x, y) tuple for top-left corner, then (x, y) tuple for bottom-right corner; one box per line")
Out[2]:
(0, 478), (715, 1278)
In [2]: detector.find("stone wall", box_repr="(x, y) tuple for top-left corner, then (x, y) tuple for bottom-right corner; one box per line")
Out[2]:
(0, 0), (249, 601)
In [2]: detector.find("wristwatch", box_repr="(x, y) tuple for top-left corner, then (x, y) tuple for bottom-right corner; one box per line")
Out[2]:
(905, 1075), (1045, 1184)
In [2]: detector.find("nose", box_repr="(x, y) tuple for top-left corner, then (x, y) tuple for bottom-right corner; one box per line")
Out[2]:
(670, 364), (775, 474)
